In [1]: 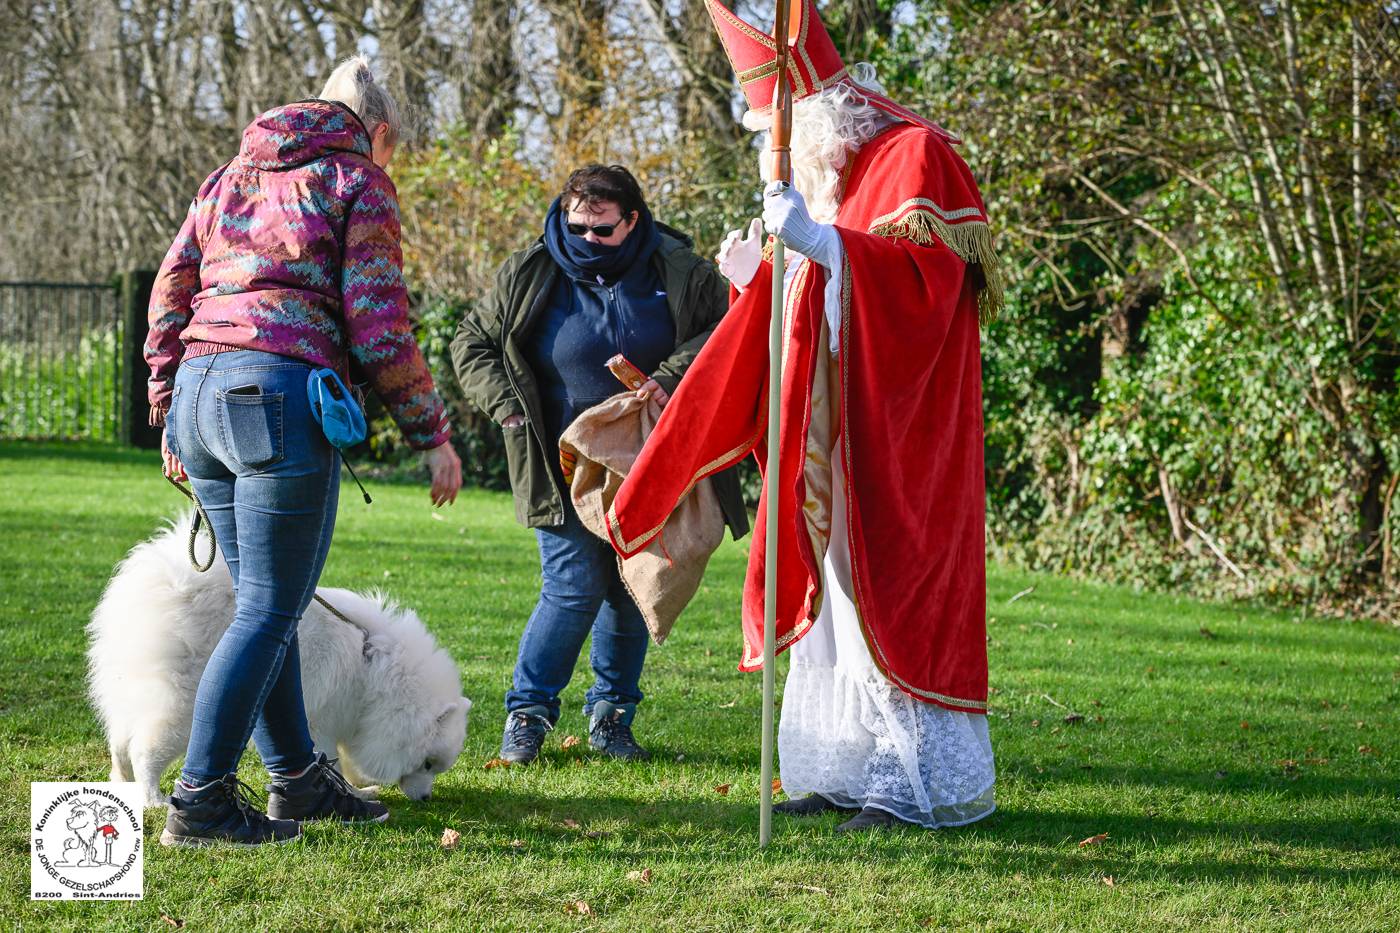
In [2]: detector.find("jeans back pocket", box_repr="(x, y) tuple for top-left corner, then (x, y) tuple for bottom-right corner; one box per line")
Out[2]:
(217, 385), (285, 472)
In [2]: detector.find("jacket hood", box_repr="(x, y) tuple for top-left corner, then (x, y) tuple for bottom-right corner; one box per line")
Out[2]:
(238, 100), (372, 171)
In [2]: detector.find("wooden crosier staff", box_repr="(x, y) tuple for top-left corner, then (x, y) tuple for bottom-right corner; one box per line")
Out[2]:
(760, 0), (800, 850)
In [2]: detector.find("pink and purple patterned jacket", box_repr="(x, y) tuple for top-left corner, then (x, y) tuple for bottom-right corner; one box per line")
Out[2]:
(144, 100), (450, 450)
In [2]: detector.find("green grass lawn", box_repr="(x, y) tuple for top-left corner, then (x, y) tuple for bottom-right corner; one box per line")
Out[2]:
(2, 441), (1398, 931)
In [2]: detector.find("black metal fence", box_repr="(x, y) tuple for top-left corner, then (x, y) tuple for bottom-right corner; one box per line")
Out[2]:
(0, 281), (124, 442)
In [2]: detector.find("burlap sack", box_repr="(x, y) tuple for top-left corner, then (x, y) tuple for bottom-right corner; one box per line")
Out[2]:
(559, 392), (725, 645)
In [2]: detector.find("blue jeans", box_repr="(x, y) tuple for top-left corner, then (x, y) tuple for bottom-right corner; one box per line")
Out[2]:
(166, 350), (338, 784)
(505, 503), (649, 724)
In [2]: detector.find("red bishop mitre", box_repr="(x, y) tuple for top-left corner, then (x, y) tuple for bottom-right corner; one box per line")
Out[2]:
(704, 0), (959, 144)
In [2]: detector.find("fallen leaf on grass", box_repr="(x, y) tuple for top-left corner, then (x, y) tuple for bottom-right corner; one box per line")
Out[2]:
(1078, 833), (1109, 847)
(561, 735), (581, 749)
(1063, 713), (1085, 725)
(775, 881), (832, 895)
(1102, 876), (1116, 887)
(161, 915), (185, 929)
(509, 839), (525, 849)
(1240, 721), (1251, 729)
(440, 828), (461, 849)
(566, 900), (593, 916)
(719, 700), (737, 708)
(1277, 759), (1299, 772)
(626, 868), (653, 884)
(714, 783), (732, 795)
(1358, 745), (1376, 755)
(1031, 719), (1041, 728)
(483, 757), (511, 770)
(772, 778), (783, 794)
(1305, 757), (1330, 765)
(562, 818), (581, 829)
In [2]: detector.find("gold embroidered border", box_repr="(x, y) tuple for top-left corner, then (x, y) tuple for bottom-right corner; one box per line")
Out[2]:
(605, 418), (765, 556)
(741, 612), (814, 668)
(737, 60), (779, 84)
(867, 200), (1005, 326)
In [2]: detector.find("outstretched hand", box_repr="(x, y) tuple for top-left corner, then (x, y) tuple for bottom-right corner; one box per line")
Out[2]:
(716, 218), (765, 289)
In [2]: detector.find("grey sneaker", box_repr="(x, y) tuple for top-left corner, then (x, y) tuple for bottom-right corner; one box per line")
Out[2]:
(588, 701), (649, 761)
(160, 774), (301, 848)
(266, 753), (389, 824)
(500, 707), (553, 764)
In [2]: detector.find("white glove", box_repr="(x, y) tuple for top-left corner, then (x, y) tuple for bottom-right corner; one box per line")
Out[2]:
(762, 182), (840, 270)
(716, 218), (764, 288)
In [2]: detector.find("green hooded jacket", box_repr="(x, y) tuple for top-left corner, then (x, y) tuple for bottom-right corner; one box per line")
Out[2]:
(450, 227), (751, 536)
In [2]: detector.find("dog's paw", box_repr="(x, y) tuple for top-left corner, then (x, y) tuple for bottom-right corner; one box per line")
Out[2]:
(352, 785), (382, 800)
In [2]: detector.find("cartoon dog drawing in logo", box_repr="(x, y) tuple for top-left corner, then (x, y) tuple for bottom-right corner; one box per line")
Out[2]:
(53, 801), (103, 867)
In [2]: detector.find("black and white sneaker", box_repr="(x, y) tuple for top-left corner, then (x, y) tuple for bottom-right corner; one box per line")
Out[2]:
(266, 753), (390, 823)
(160, 774), (302, 848)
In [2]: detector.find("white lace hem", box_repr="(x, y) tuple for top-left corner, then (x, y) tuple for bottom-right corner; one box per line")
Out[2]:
(779, 659), (997, 829)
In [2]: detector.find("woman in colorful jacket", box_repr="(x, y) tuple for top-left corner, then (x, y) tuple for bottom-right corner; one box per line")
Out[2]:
(145, 57), (462, 848)
(451, 165), (747, 765)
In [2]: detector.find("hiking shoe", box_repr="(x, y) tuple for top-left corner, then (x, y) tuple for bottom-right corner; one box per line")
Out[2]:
(500, 707), (553, 764)
(160, 774), (301, 848)
(774, 794), (853, 816)
(266, 753), (390, 824)
(835, 806), (905, 834)
(588, 701), (650, 761)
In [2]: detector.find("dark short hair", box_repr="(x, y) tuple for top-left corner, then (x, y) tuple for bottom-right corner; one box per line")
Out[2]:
(560, 164), (646, 219)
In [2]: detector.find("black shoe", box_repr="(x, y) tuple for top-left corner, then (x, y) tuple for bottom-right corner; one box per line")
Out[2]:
(774, 794), (852, 816)
(588, 701), (650, 761)
(500, 707), (553, 764)
(835, 806), (904, 833)
(266, 753), (390, 824)
(160, 774), (302, 848)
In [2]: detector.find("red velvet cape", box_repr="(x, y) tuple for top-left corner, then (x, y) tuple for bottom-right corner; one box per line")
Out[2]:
(607, 123), (1000, 713)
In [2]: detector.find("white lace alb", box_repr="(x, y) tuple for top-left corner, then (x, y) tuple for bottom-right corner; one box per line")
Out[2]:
(776, 352), (996, 826)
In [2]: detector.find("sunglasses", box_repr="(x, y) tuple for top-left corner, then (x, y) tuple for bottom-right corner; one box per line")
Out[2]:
(566, 214), (632, 238)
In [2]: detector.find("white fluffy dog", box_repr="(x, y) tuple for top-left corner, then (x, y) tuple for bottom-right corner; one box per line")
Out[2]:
(88, 512), (471, 807)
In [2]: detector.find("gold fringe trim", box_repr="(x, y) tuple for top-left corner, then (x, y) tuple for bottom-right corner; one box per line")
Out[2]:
(868, 208), (1004, 327)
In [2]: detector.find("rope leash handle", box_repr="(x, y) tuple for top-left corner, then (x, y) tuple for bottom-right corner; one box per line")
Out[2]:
(165, 475), (216, 572)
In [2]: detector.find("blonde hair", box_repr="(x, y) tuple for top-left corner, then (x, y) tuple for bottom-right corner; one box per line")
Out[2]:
(319, 55), (400, 145)
(745, 63), (896, 223)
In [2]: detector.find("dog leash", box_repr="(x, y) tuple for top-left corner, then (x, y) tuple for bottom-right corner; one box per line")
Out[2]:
(166, 475), (216, 572)
(164, 475), (370, 638)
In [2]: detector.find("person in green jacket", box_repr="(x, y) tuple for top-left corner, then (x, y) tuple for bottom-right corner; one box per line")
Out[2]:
(451, 164), (748, 764)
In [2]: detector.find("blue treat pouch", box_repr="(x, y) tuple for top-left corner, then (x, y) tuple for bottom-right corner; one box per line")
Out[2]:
(307, 368), (367, 449)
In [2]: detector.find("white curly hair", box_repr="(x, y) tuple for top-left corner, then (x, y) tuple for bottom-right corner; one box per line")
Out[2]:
(744, 63), (898, 223)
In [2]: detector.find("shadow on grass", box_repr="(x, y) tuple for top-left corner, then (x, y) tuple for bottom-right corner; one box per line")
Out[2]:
(338, 780), (1400, 885)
